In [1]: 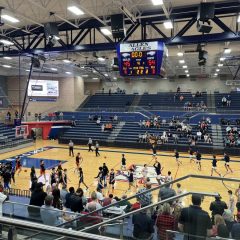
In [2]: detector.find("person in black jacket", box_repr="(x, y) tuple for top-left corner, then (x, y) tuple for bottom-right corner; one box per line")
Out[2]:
(69, 188), (85, 213)
(65, 187), (75, 209)
(210, 195), (228, 224)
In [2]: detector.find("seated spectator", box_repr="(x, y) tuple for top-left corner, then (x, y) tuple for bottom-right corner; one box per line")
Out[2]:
(158, 183), (176, 205)
(180, 95), (184, 101)
(52, 188), (63, 210)
(65, 187), (74, 209)
(222, 96), (227, 106)
(156, 203), (176, 240)
(86, 191), (102, 212)
(60, 184), (68, 206)
(227, 95), (231, 107)
(231, 214), (240, 239)
(96, 118), (101, 125)
(136, 182), (152, 207)
(118, 194), (132, 212)
(113, 115), (118, 121)
(40, 195), (69, 226)
(96, 187), (104, 202)
(210, 195), (228, 223)
(132, 209), (154, 240)
(222, 209), (235, 233)
(102, 194), (115, 207)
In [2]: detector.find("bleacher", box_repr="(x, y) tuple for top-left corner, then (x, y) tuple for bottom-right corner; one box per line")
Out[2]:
(0, 122), (33, 150)
(215, 91), (240, 110)
(138, 92), (207, 108)
(82, 94), (135, 109)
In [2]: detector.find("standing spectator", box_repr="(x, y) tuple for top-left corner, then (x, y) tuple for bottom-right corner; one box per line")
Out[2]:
(228, 190), (235, 214)
(210, 195), (228, 223)
(156, 202), (176, 240)
(60, 184), (68, 206)
(222, 96), (227, 106)
(52, 188), (63, 210)
(65, 187), (75, 209)
(59, 112), (64, 120)
(69, 188), (86, 213)
(136, 182), (152, 207)
(158, 183), (176, 205)
(178, 194), (212, 240)
(132, 209), (154, 240)
(68, 140), (74, 157)
(0, 192), (7, 217)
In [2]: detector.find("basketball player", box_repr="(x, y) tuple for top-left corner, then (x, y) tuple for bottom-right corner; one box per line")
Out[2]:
(223, 153), (233, 173)
(78, 167), (88, 189)
(152, 143), (157, 158)
(38, 160), (47, 182)
(121, 154), (126, 171)
(68, 140), (74, 157)
(109, 169), (115, 193)
(174, 150), (182, 166)
(165, 171), (173, 183)
(62, 169), (70, 186)
(211, 155), (221, 177)
(15, 157), (22, 176)
(88, 138), (93, 152)
(189, 148), (195, 163)
(10, 163), (15, 185)
(75, 153), (83, 173)
(141, 164), (148, 184)
(102, 163), (109, 187)
(128, 169), (135, 191)
(153, 158), (163, 185)
(50, 168), (57, 186)
(196, 151), (202, 171)
(95, 141), (100, 157)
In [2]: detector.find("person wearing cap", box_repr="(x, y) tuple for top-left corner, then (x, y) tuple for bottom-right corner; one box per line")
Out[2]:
(210, 195), (228, 224)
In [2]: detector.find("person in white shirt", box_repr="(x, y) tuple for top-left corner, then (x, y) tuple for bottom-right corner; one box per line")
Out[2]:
(68, 140), (74, 157)
(85, 191), (102, 212)
(88, 138), (93, 152)
(141, 164), (148, 184)
(0, 192), (7, 217)
(101, 124), (105, 132)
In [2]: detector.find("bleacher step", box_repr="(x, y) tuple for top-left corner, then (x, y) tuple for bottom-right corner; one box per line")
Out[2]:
(107, 122), (126, 142)
(211, 124), (224, 148)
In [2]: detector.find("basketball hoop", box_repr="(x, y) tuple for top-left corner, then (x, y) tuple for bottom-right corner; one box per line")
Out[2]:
(15, 125), (29, 139)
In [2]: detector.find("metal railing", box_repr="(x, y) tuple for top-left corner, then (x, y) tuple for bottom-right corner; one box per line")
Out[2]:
(58, 174), (240, 228)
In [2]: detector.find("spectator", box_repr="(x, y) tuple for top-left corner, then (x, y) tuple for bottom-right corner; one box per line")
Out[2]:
(222, 209), (235, 233)
(0, 192), (7, 217)
(52, 188), (63, 210)
(227, 95), (231, 107)
(40, 195), (68, 226)
(65, 187), (74, 209)
(60, 184), (68, 206)
(69, 188), (85, 213)
(156, 203), (176, 240)
(158, 183), (176, 205)
(29, 182), (47, 217)
(136, 182), (152, 207)
(231, 215), (240, 239)
(222, 96), (227, 106)
(178, 194), (212, 240)
(228, 190), (235, 214)
(102, 194), (115, 207)
(59, 112), (64, 120)
(86, 191), (102, 212)
(213, 214), (229, 238)
(209, 195), (228, 223)
(132, 209), (154, 240)
(118, 194), (132, 212)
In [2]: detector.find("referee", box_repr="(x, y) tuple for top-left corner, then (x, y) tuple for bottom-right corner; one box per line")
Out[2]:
(69, 140), (74, 157)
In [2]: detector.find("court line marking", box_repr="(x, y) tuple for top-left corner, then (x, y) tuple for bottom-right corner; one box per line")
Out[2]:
(49, 146), (240, 163)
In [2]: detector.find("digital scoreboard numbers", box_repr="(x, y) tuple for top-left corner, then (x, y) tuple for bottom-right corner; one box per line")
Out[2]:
(118, 41), (165, 77)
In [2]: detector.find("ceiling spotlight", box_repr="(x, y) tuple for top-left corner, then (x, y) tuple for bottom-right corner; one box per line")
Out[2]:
(0, 39), (14, 46)
(104, 73), (109, 77)
(186, 74), (190, 77)
(65, 71), (71, 74)
(214, 73), (218, 76)
(100, 28), (112, 36)
(80, 66), (85, 69)
(2, 14), (19, 23)
(63, 59), (71, 63)
(179, 60), (185, 64)
(2, 64), (11, 68)
(216, 69), (220, 72)
(152, 0), (163, 5)
(177, 52), (184, 57)
(182, 65), (188, 69)
(113, 77), (117, 80)
(92, 70), (97, 73)
(67, 6), (84, 15)
(224, 48), (231, 54)
(92, 77), (99, 80)
(51, 67), (58, 71)
(82, 75), (89, 77)
(3, 56), (12, 60)
(26, 69), (30, 72)
(238, 14), (240, 23)
(220, 57), (225, 61)
(185, 70), (189, 73)
(218, 63), (223, 67)
(163, 20), (173, 29)
(98, 57), (105, 61)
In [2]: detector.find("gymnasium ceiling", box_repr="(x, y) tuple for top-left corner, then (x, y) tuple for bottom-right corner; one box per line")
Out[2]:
(0, 0), (238, 81)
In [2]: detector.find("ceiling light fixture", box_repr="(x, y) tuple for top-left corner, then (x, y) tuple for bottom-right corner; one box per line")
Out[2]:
(82, 75), (89, 77)
(2, 64), (11, 68)
(51, 67), (58, 71)
(104, 73), (109, 77)
(177, 52), (184, 57)
(3, 56), (12, 60)
(218, 64), (223, 67)
(185, 70), (189, 73)
(179, 60), (185, 64)
(214, 73), (218, 76)
(224, 48), (231, 54)
(65, 71), (71, 74)
(92, 77), (99, 80)
(238, 14), (240, 23)
(67, 6), (84, 15)
(151, 0), (163, 5)
(98, 57), (105, 61)
(220, 57), (225, 61)
(163, 20), (173, 29)
(100, 28), (112, 36)
(182, 65), (188, 69)
(216, 69), (220, 72)
(186, 74), (190, 77)
(0, 39), (14, 46)
(63, 59), (71, 63)
(113, 77), (117, 80)
(2, 14), (19, 23)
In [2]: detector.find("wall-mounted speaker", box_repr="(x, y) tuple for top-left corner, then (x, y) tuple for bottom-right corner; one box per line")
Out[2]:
(111, 14), (125, 39)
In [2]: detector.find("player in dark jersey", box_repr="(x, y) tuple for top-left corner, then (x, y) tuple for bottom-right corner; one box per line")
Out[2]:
(74, 153), (83, 173)
(121, 154), (126, 171)
(62, 169), (70, 186)
(223, 153), (233, 173)
(109, 169), (115, 193)
(189, 148), (195, 163)
(15, 157), (22, 176)
(196, 151), (202, 171)
(211, 155), (221, 177)
(50, 168), (57, 185)
(38, 160), (47, 182)
(153, 157), (163, 185)
(78, 167), (88, 189)
(174, 150), (182, 166)
(127, 169), (135, 191)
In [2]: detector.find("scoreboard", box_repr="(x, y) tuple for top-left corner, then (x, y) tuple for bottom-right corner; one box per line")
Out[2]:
(117, 41), (166, 77)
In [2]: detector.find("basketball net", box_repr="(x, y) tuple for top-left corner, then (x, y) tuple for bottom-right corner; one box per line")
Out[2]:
(15, 125), (29, 139)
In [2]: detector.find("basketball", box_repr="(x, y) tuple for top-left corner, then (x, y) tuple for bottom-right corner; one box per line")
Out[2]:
(104, 156), (107, 159)
(24, 169), (27, 172)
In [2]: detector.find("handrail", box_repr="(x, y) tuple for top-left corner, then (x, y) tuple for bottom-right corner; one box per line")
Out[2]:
(80, 191), (218, 232)
(58, 174), (240, 227)
(0, 216), (116, 240)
